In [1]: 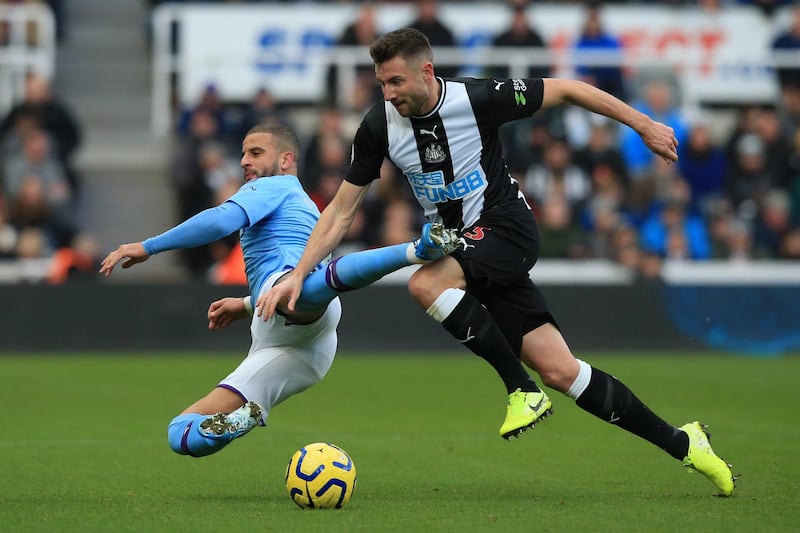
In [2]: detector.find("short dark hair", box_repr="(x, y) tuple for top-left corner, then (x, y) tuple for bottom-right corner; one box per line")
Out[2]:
(246, 122), (300, 159)
(369, 28), (433, 65)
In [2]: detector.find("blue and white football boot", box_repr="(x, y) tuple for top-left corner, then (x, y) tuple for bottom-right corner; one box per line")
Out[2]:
(414, 222), (460, 262)
(198, 401), (264, 442)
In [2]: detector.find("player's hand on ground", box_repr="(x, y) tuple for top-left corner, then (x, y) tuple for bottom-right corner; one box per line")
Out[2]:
(640, 119), (679, 164)
(207, 297), (249, 330)
(257, 270), (303, 321)
(99, 242), (149, 277)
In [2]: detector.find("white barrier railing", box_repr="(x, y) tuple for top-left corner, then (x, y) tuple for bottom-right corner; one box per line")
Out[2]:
(149, 3), (800, 137)
(149, 40), (782, 137)
(2, 256), (798, 286)
(0, 3), (55, 117)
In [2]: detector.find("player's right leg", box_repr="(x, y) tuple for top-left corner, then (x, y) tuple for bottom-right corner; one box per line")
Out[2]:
(167, 388), (263, 457)
(410, 256), (549, 439)
(296, 222), (459, 311)
(410, 212), (557, 440)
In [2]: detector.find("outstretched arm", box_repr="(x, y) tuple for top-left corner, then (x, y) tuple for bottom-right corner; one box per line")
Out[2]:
(540, 78), (679, 164)
(99, 242), (150, 274)
(256, 180), (370, 319)
(99, 202), (248, 277)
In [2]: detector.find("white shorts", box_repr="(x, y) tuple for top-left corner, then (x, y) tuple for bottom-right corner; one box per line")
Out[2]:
(218, 271), (342, 423)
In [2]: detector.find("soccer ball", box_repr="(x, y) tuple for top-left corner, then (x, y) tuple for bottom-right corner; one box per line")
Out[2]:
(285, 442), (357, 509)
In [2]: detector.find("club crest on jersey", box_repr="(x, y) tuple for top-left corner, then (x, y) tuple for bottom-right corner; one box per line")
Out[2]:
(407, 169), (485, 203)
(424, 143), (446, 164)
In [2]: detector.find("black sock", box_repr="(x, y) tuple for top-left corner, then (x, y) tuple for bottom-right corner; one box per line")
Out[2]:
(575, 367), (689, 460)
(440, 292), (539, 394)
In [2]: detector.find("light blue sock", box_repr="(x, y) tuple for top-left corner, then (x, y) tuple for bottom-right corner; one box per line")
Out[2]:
(167, 413), (227, 457)
(297, 243), (411, 310)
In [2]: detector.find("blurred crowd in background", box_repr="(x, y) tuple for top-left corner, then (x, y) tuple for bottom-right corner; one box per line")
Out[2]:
(148, 0), (798, 17)
(2, 0), (800, 284)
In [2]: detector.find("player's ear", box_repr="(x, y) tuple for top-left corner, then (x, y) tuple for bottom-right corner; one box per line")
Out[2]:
(279, 150), (295, 172)
(422, 61), (434, 80)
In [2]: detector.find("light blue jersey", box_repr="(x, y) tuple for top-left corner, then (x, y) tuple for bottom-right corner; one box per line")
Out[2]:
(227, 175), (322, 297)
(142, 174), (323, 299)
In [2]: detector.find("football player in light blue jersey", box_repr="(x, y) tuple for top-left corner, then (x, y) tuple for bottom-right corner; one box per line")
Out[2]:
(100, 123), (458, 458)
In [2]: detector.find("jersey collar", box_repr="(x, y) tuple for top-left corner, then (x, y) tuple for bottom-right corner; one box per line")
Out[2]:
(413, 77), (446, 119)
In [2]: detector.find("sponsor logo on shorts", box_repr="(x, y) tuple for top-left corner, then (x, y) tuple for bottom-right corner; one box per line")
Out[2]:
(462, 226), (490, 240)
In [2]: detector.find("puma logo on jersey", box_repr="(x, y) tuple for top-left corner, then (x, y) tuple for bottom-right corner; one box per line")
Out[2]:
(493, 80), (505, 91)
(419, 125), (438, 139)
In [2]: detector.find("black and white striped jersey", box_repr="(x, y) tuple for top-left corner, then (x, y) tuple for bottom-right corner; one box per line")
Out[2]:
(345, 77), (545, 230)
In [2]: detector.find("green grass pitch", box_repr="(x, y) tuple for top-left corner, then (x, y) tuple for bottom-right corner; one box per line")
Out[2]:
(1, 352), (798, 532)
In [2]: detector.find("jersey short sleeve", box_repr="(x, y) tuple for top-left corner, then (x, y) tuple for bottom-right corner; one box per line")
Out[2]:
(475, 77), (544, 127)
(345, 104), (389, 186)
(227, 181), (281, 225)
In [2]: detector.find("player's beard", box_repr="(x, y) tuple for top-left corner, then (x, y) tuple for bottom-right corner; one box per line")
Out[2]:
(395, 97), (420, 117)
(248, 161), (281, 180)
(400, 85), (434, 117)
(265, 161), (280, 177)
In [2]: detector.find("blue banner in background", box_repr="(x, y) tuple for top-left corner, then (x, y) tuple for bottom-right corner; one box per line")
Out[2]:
(663, 285), (800, 356)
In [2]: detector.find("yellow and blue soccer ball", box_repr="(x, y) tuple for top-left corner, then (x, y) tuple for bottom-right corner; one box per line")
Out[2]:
(285, 442), (357, 509)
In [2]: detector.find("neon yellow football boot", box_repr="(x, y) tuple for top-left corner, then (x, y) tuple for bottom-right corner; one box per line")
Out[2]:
(680, 421), (735, 496)
(499, 388), (553, 439)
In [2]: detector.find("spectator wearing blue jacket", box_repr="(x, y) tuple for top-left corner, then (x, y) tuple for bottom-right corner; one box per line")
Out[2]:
(574, 5), (627, 101)
(640, 198), (711, 260)
(678, 119), (727, 213)
(620, 79), (688, 178)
